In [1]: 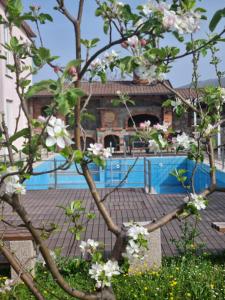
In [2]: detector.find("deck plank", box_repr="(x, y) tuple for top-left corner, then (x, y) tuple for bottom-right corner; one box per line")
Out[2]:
(1, 189), (225, 257)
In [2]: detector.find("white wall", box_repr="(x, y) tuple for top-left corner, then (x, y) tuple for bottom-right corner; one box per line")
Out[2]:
(0, 3), (33, 152)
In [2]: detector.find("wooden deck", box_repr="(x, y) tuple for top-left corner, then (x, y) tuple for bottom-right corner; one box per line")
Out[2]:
(1, 189), (225, 257)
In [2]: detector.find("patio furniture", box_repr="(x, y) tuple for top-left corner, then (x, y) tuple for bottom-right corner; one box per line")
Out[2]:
(211, 222), (225, 233)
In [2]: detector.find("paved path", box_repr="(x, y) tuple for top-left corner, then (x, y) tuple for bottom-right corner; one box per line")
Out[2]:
(1, 189), (225, 257)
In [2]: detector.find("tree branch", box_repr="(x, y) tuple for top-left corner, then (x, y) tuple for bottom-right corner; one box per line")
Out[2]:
(0, 243), (45, 300)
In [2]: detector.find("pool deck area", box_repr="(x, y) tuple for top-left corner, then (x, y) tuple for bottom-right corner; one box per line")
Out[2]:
(1, 188), (225, 257)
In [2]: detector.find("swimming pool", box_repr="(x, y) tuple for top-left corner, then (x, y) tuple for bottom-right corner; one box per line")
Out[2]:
(25, 155), (225, 194)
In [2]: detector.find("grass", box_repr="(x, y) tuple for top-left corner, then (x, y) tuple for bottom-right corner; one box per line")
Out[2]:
(1, 253), (225, 300)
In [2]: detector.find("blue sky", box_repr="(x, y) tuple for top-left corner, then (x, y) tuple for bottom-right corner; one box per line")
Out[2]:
(23, 0), (225, 87)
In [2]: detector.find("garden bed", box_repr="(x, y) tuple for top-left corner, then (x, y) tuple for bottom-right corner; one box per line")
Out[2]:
(1, 254), (225, 300)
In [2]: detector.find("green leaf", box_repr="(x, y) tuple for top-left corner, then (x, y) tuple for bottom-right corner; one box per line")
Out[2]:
(39, 47), (51, 60)
(9, 128), (30, 144)
(74, 150), (84, 163)
(38, 13), (53, 24)
(103, 21), (109, 34)
(25, 80), (55, 99)
(7, 0), (23, 17)
(209, 8), (225, 31)
(20, 79), (31, 88)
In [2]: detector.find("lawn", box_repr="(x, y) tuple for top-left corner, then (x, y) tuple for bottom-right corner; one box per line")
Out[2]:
(1, 253), (225, 300)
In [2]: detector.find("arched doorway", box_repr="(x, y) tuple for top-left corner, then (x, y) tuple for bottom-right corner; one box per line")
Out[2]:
(128, 114), (159, 128)
(104, 135), (120, 151)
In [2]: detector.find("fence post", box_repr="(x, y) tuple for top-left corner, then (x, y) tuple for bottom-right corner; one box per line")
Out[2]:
(222, 146), (225, 169)
(144, 157), (147, 192)
(148, 160), (151, 194)
(54, 158), (57, 189)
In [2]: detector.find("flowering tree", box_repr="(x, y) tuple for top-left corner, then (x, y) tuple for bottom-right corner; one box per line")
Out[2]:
(0, 0), (225, 299)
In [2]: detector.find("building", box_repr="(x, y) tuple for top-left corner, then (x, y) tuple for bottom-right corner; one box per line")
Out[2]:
(0, 0), (36, 149)
(29, 80), (196, 152)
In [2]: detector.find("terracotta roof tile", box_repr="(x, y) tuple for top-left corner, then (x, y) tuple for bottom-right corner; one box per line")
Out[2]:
(32, 81), (199, 100)
(175, 88), (199, 99)
(34, 80), (175, 97)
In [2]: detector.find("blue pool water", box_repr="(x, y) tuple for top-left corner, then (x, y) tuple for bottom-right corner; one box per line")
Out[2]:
(25, 156), (225, 194)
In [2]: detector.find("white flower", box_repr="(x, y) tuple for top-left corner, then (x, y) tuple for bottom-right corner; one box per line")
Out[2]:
(142, 3), (154, 16)
(127, 224), (149, 241)
(127, 35), (139, 48)
(123, 224), (149, 260)
(38, 115), (46, 123)
(0, 278), (15, 294)
(171, 98), (182, 111)
(126, 239), (140, 258)
(79, 239), (99, 255)
(102, 148), (112, 159)
(162, 10), (177, 29)
(90, 58), (104, 70)
(154, 122), (169, 132)
(88, 143), (112, 159)
(89, 260), (120, 288)
(158, 4), (201, 34)
(148, 139), (160, 152)
(188, 193), (207, 211)
(44, 116), (73, 149)
(173, 132), (196, 150)
(104, 50), (118, 64)
(134, 65), (157, 82)
(158, 134), (167, 148)
(204, 124), (214, 137)
(140, 120), (151, 130)
(2, 167), (26, 196)
(88, 143), (103, 156)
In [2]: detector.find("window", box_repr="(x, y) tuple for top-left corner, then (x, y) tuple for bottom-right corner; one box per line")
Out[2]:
(3, 24), (9, 44)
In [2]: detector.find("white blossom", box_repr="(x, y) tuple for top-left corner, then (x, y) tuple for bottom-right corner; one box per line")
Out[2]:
(90, 58), (104, 70)
(204, 124), (214, 137)
(127, 224), (149, 241)
(171, 98), (182, 111)
(187, 193), (207, 211)
(158, 134), (167, 148)
(44, 116), (73, 149)
(89, 260), (120, 288)
(173, 132), (196, 150)
(0, 279), (14, 294)
(140, 120), (151, 130)
(2, 167), (26, 196)
(88, 143), (112, 159)
(162, 10), (177, 29)
(134, 65), (158, 82)
(79, 239), (99, 255)
(148, 139), (160, 152)
(104, 50), (118, 64)
(127, 35), (139, 48)
(126, 239), (140, 258)
(123, 224), (149, 260)
(154, 122), (169, 132)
